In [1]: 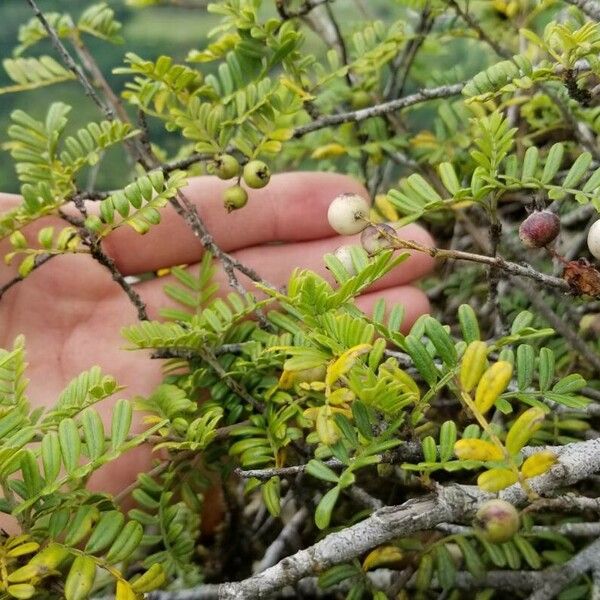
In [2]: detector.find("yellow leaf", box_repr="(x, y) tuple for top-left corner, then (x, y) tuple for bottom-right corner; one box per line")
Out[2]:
(326, 344), (371, 389)
(278, 370), (296, 390)
(410, 131), (437, 149)
(7, 565), (41, 584)
(316, 406), (339, 446)
(379, 360), (420, 401)
(28, 543), (70, 570)
(311, 143), (347, 160)
(130, 564), (167, 593)
(459, 341), (489, 392)
(7, 542), (40, 558)
(116, 580), (139, 600)
(328, 387), (355, 406)
(477, 467), (518, 492)
(520, 451), (557, 479)
(269, 128), (294, 141)
(474, 361), (513, 414)
(280, 77), (315, 101)
(505, 407), (546, 455)
(374, 194), (399, 222)
(7, 584), (36, 599)
(454, 438), (504, 461)
(362, 546), (404, 571)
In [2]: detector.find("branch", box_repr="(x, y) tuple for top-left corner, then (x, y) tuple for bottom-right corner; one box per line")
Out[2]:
(448, 0), (511, 59)
(234, 442), (422, 481)
(392, 236), (572, 294)
(149, 437), (600, 599)
(292, 82), (465, 137)
(254, 507), (309, 573)
(24, 0), (114, 121)
(147, 488), (466, 600)
(0, 254), (56, 300)
(527, 536), (600, 600)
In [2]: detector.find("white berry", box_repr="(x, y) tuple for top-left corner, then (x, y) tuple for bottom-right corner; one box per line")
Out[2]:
(327, 193), (370, 235)
(332, 245), (358, 275)
(588, 220), (600, 260)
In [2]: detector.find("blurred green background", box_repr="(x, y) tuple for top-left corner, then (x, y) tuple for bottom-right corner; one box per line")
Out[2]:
(0, 0), (228, 193)
(0, 0), (480, 194)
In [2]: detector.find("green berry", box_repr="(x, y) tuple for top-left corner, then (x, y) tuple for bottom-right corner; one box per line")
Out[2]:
(212, 154), (240, 180)
(351, 90), (371, 110)
(473, 499), (520, 543)
(223, 185), (248, 212)
(243, 160), (271, 189)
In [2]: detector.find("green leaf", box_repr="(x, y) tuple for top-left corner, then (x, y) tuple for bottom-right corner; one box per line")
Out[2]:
(538, 347), (555, 392)
(85, 511), (125, 554)
(458, 304), (480, 342)
(105, 520), (144, 563)
(64, 506), (97, 546)
(552, 374), (586, 394)
(541, 143), (564, 183)
(521, 146), (539, 181)
(455, 537), (485, 580)
(438, 162), (460, 195)
(306, 459), (340, 484)
(513, 534), (541, 569)
(315, 486), (340, 529)
(516, 344), (534, 390)
(424, 317), (457, 367)
(64, 555), (96, 600)
(405, 335), (438, 385)
(422, 436), (437, 463)
(41, 431), (61, 484)
(81, 408), (105, 460)
(435, 544), (456, 589)
(438, 421), (457, 462)
(261, 476), (281, 517)
(20, 449), (43, 497)
(58, 418), (81, 475)
(111, 398), (132, 449)
(563, 152), (592, 189)
(318, 564), (360, 588)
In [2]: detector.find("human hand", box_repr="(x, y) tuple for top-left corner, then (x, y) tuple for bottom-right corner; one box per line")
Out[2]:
(0, 172), (434, 503)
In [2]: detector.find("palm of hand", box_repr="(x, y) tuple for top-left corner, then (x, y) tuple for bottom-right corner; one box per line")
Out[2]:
(0, 173), (434, 496)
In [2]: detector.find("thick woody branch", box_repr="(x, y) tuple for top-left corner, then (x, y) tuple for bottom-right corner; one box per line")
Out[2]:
(149, 437), (600, 599)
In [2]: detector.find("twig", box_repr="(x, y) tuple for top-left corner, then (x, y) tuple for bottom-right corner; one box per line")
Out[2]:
(275, 0), (332, 20)
(88, 242), (148, 321)
(254, 507), (309, 573)
(24, 0), (114, 120)
(384, 7), (434, 99)
(198, 345), (265, 412)
(146, 436), (600, 599)
(392, 236), (572, 293)
(0, 254), (57, 300)
(292, 82), (465, 137)
(526, 536), (600, 600)
(448, 0), (511, 59)
(234, 442), (423, 481)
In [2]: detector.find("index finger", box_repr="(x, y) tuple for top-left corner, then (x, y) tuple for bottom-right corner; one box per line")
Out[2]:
(100, 172), (367, 275)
